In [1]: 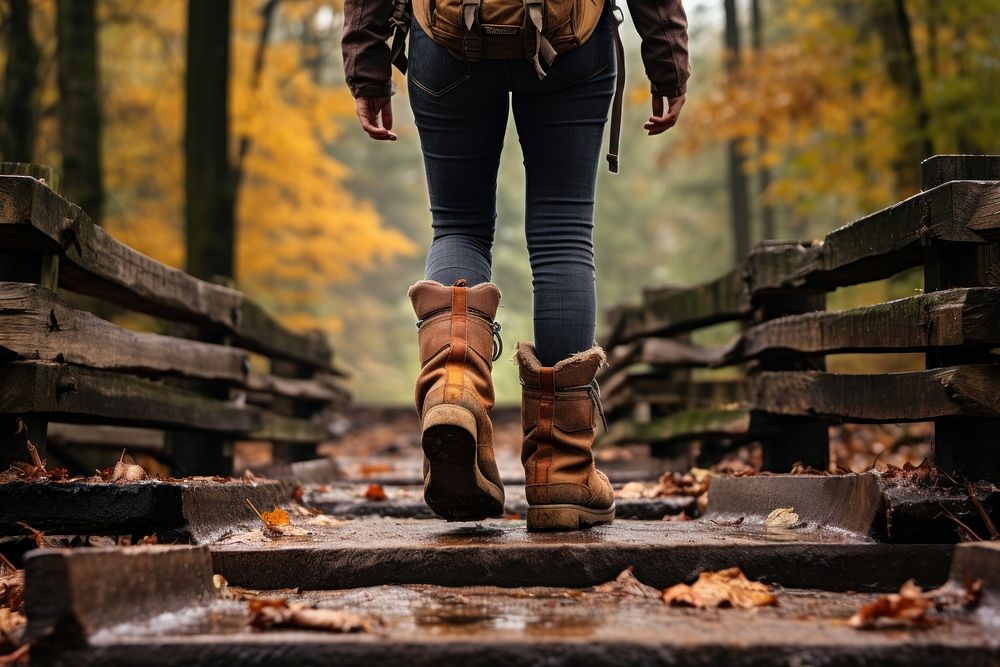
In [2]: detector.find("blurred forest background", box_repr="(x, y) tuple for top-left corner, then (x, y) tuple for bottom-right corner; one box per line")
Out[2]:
(1, 0), (997, 405)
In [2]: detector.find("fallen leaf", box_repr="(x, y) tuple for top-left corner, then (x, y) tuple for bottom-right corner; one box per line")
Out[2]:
(710, 516), (745, 527)
(262, 507), (290, 527)
(616, 481), (649, 500)
(848, 580), (933, 629)
(0, 554), (24, 613)
(662, 568), (778, 609)
(359, 463), (394, 477)
(248, 598), (373, 633)
(246, 500), (299, 538)
(923, 576), (983, 613)
(0, 424), (68, 482)
(765, 507), (801, 529)
(136, 534), (158, 545)
(363, 484), (387, 502)
(594, 567), (660, 599)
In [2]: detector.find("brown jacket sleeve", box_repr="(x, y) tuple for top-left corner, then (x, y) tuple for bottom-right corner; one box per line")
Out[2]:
(342, 0), (395, 98)
(624, 0), (690, 98)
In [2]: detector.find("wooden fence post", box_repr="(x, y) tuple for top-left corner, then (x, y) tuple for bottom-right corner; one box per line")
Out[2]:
(751, 292), (830, 472)
(921, 155), (1000, 482)
(0, 163), (59, 467)
(270, 357), (320, 464)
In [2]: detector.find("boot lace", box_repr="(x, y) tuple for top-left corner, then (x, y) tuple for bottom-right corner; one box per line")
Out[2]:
(557, 379), (609, 433)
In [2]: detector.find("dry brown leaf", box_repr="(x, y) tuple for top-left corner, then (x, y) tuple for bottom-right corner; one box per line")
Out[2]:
(848, 580), (933, 629)
(594, 567), (660, 599)
(110, 461), (147, 482)
(765, 507), (801, 529)
(0, 608), (26, 648)
(0, 555), (24, 614)
(248, 598), (373, 633)
(662, 568), (778, 609)
(363, 484), (387, 502)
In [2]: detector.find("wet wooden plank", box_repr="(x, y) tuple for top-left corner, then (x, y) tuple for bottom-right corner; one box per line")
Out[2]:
(723, 287), (1000, 362)
(754, 365), (1000, 422)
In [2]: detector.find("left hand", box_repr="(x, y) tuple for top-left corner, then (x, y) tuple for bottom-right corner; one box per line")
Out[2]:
(643, 94), (686, 136)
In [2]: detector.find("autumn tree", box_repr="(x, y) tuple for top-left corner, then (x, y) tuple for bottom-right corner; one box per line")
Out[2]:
(185, 0), (235, 280)
(57, 0), (104, 225)
(0, 0), (39, 162)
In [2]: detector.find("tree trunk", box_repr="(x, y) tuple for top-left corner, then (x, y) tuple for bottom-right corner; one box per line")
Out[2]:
(724, 0), (751, 263)
(751, 0), (775, 240)
(57, 0), (104, 225)
(869, 0), (934, 194)
(1, 0), (39, 162)
(184, 0), (235, 281)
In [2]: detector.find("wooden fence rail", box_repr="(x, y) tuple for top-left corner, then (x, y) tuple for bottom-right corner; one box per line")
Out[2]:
(598, 154), (1000, 483)
(0, 162), (350, 475)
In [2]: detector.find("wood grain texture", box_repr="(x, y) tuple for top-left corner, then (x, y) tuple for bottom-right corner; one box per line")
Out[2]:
(0, 281), (248, 382)
(754, 366), (1000, 422)
(723, 287), (1000, 362)
(0, 175), (333, 369)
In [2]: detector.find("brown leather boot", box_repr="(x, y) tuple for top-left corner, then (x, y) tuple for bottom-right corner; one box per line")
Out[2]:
(408, 279), (505, 520)
(515, 342), (615, 531)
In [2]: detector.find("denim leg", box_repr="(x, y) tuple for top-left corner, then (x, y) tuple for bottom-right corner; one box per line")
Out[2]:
(407, 23), (509, 287)
(510, 42), (616, 366)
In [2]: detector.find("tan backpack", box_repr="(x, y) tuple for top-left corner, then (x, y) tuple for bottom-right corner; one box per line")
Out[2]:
(387, 0), (627, 173)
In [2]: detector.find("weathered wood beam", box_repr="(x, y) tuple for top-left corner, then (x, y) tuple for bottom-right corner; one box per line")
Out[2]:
(602, 180), (1000, 347)
(46, 423), (165, 450)
(611, 269), (750, 344)
(723, 287), (1000, 363)
(0, 361), (256, 433)
(252, 412), (329, 445)
(0, 281), (248, 382)
(600, 408), (751, 446)
(245, 369), (344, 403)
(0, 175), (332, 369)
(754, 366), (1000, 422)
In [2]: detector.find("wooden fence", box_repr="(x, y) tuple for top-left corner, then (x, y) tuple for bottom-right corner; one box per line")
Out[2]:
(0, 162), (350, 475)
(598, 154), (1000, 484)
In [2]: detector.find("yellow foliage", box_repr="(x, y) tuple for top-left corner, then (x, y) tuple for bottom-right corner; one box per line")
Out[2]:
(28, 0), (414, 335)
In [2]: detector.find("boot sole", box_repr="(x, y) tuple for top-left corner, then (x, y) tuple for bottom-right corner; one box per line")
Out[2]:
(526, 504), (616, 532)
(422, 404), (504, 521)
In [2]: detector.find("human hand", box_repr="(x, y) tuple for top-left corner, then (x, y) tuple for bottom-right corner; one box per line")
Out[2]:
(355, 96), (397, 141)
(643, 94), (685, 136)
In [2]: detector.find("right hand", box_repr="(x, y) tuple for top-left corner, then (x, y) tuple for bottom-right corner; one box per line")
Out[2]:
(643, 94), (686, 136)
(355, 96), (397, 141)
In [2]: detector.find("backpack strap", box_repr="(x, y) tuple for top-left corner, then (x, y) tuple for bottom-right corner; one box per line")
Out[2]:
(606, 0), (626, 173)
(389, 0), (412, 74)
(462, 0), (484, 61)
(524, 0), (557, 78)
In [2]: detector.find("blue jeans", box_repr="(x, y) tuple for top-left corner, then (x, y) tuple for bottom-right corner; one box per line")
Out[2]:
(407, 10), (616, 367)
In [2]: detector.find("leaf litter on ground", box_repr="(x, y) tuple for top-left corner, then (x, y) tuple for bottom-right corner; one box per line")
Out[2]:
(848, 577), (982, 630)
(0, 553), (25, 656)
(662, 568), (778, 609)
(592, 567), (660, 599)
(248, 598), (375, 633)
(245, 500), (309, 539)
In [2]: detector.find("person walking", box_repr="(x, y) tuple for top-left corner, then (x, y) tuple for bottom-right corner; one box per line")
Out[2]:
(342, 0), (689, 531)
